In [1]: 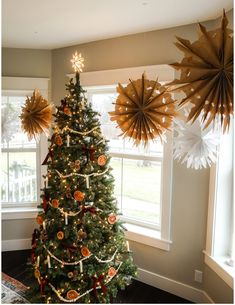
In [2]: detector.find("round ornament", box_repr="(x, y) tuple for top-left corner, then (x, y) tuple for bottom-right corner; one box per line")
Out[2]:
(78, 229), (87, 240)
(66, 290), (79, 300)
(57, 231), (64, 240)
(55, 134), (63, 146)
(51, 199), (59, 208)
(20, 89), (53, 141)
(108, 214), (117, 225)
(74, 160), (81, 170)
(36, 215), (44, 225)
(34, 269), (40, 279)
(64, 106), (72, 116)
(67, 272), (74, 279)
(97, 155), (107, 166)
(81, 246), (90, 257)
(108, 267), (117, 277)
(74, 190), (85, 202)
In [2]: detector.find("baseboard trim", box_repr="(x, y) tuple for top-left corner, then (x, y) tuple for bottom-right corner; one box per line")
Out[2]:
(137, 267), (214, 303)
(1, 239), (215, 303)
(2, 238), (31, 251)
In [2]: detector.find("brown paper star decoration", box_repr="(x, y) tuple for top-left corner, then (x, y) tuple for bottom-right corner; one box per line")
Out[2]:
(168, 11), (233, 133)
(20, 89), (53, 141)
(109, 73), (176, 146)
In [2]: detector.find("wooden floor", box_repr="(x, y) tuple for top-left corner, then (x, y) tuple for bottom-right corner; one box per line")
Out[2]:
(2, 250), (193, 303)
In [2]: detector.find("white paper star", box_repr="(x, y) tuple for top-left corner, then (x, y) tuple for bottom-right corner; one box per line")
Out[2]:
(70, 52), (84, 73)
(173, 112), (221, 170)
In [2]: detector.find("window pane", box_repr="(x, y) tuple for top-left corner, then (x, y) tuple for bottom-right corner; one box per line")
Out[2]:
(6, 152), (37, 203)
(1, 152), (8, 202)
(90, 92), (163, 157)
(110, 157), (122, 210)
(1, 96), (36, 148)
(122, 159), (161, 225)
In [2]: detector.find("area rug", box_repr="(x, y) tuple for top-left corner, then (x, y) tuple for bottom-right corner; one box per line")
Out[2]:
(1, 273), (30, 303)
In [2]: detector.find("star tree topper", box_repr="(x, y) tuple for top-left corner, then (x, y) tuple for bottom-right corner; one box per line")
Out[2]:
(70, 51), (84, 73)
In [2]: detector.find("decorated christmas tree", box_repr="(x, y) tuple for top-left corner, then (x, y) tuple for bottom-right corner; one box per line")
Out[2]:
(29, 53), (136, 303)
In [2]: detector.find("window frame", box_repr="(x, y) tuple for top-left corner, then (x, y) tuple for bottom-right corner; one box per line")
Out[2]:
(204, 121), (234, 288)
(68, 64), (174, 250)
(1, 77), (49, 214)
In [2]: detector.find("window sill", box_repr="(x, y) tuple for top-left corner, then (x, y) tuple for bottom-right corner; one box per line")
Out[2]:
(124, 223), (172, 251)
(204, 251), (234, 289)
(1, 207), (41, 220)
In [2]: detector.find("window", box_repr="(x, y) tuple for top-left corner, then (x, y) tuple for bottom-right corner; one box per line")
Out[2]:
(88, 88), (163, 230)
(1, 95), (39, 206)
(204, 120), (234, 288)
(69, 64), (174, 250)
(1, 77), (49, 216)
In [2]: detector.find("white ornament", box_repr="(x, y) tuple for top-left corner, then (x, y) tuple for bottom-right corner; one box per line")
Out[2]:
(173, 113), (221, 170)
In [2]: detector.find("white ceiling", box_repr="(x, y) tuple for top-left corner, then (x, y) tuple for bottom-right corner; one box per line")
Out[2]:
(2, 0), (233, 50)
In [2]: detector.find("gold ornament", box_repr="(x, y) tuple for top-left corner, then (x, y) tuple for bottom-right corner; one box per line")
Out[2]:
(78, 229), (87, 240)
(168, 11), (233, 133)
(71, 160), (81, 171)
(20, 89), (53, 141)
(97, 155), (107, 166)
(34, 269), (40, 279)
(109, 73), (176, 146)
(67, 290), (79, 300)
(67, 272), (74, 279)
(57, 231), (64, 240)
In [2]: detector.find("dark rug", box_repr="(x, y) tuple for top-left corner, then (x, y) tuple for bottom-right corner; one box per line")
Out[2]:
(1, 273), (29, 304)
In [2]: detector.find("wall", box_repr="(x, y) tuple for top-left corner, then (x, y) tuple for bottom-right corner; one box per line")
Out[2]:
(51, 12), (233, 302)
(2, 10), (233, 303)
(2, 48), (52, 247)
(2, 48), (51, 78)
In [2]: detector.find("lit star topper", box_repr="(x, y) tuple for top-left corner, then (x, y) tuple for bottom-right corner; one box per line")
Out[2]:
(70, 51), (84, 73)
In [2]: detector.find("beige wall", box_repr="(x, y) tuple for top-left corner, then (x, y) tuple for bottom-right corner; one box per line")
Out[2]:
(2, 10), (233, 303)
(2, 48), (51, 78)
(204, 266), (233, 303)
(51, 17), (214, 290)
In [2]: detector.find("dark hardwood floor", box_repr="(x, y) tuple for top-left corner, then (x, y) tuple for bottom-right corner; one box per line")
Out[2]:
(2, 250), (193, 303)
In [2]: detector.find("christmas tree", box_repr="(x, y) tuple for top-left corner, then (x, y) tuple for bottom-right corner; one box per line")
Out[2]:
(29, 53), (136, 303)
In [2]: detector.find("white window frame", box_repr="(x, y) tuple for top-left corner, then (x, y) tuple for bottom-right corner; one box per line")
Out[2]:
(1, 77), (49, 219)
(204, 122), (234, 288)
(68, 65), (174, 250)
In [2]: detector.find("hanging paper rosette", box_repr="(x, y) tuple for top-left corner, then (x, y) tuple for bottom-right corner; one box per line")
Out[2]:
(20, 89), (53, 141)
(168, 11), (233, 133)
(173, 111), (221, 170)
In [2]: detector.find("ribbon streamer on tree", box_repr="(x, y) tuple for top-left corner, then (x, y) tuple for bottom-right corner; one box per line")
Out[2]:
(92, 275), (107, 296)
(82, 146), (96, 164)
